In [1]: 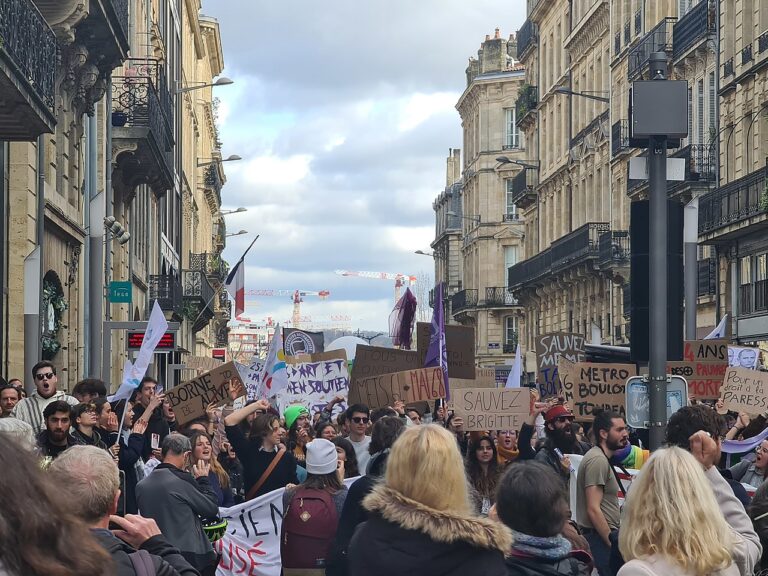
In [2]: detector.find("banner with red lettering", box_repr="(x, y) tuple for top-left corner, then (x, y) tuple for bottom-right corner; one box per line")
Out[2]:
(215, 478), (359, 575)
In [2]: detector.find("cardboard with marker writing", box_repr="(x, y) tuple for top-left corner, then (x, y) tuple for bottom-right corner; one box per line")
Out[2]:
(446, 368), (497, 409)
(535, 332), (586, 398)
(347, 345), (422, 405)
(451, 387), (530, 431)
(354, 367), (447, 410)
(166, 361), (244, 425)
(416, 322), (476, 379)
(720, 367), (768, 414)
(558, 359), (637, 421)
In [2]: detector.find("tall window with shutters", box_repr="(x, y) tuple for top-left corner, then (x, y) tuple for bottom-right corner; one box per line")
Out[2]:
(505, 108), (519, 149)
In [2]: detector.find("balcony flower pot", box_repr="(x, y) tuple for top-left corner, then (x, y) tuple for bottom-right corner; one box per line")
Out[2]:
(111, 110), (128, 127)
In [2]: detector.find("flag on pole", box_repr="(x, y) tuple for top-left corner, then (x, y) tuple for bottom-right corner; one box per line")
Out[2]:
(224, 236), (259, 320)
(704, 314), (728, 340)
(109, 301), (168, 403)
(424, 283), (449, 398)
(389, 287), (417, 349)
(260, 324), (289, 397)
(505, 343), (522, 388)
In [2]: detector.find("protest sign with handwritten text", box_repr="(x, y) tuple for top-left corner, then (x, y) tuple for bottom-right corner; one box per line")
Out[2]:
(721, 367), (768, 413)
(451, 387), (529, 431)
(277, 354), (349, 416)
(355, 367), (446, 410)
(559, 360), (636, 421)
(348, 346), (421, 404)
(166, 361), (244, 425)
(536, 332), (586, 397)
(446, 368), (497, 409)
(416, 323), (476, 379)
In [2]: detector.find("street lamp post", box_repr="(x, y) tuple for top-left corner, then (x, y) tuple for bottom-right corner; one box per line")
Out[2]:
(495, 156), (540, 170)
(225, 230), (248, 238)
(215, 207), (248, 216)
(446, 210), (481, 224)
(175, 76), (234, 94)
(197, 154), (242, 168)
(554, 87), (610, 103)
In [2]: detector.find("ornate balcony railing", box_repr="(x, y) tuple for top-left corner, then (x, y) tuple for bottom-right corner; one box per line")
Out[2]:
(204, 164), (223, 203)
(0, 0), (57, 136)
(508, 248), (551, 290)
(598, 230), (630, 268)
(217, 290), (232, 320)
(698, 257), (716, 297)
(510, 168), (537, 209)
(674, 143), (717, 182)
(451, 289), (478, 315)
(724, 57), (734, 77)
(183, 270), (215, 332)
(515, 85), (538, 126)
(517, 19), (537, 59)
(673, 0), (715, 61)
(485, 287), (518, 307)
(699, 168), (766, 234)
(503, 213), (521, 222)
(149, 274), (182, 318)
(628, 17), (676, 80)
(612, 120), (630, 157)
(742, 43), (754, 65)
(550, 223), (609, 271)
(189, 252), (227, 282)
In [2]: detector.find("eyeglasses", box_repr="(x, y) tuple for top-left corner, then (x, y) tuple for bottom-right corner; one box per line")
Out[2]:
(556, 416), (574, 424)
(35, 372), (55, 380)
(352, 417), (369, 424)
(757, 446), (768, 455)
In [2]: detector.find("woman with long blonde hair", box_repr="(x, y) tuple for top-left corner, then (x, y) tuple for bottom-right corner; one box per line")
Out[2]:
(618, 445), (739, 576)
(347, 424), (511, 576)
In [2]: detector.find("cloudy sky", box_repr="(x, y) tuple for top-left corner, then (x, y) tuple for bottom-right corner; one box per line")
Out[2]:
(204, 1), (525, 331)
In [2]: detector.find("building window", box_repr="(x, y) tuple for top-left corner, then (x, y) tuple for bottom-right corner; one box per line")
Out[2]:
(687, 87), (693, 146)
(697, 79), (704, 145)
(504, 108), (519, 149)
(505, 179), (518, 218)
(708, 72), (716, 143)
(505, 316), (518, 346)
(504, 246), (518, 271)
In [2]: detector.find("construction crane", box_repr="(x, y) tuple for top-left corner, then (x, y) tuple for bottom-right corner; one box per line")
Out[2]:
(244, 289), (330, 328)
(335, 270), (417, 303)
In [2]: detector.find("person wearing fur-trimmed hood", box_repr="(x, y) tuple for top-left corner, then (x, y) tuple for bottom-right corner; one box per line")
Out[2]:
(348, 424), (512, 576)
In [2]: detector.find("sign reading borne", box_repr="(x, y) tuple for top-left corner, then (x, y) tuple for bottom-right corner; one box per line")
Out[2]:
(166, 361), (244, 425)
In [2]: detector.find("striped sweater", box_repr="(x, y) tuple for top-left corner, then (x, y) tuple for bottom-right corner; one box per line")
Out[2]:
(12, 390), (78, 431)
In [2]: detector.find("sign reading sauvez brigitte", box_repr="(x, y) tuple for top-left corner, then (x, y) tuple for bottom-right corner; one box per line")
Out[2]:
(451, 387), (529, 431)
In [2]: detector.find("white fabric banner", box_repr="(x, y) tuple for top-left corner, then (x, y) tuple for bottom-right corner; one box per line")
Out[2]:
(215, 477), (358, 576)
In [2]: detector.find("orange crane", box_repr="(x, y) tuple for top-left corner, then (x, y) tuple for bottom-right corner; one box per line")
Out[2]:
(244, 289), (330, 328)
(334, 270), (417, 303)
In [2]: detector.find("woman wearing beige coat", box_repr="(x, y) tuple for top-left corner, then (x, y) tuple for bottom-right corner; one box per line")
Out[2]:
(618, 432), (761, 576)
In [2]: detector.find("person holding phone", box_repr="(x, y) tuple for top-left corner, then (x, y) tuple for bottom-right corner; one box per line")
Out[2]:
(131, 377), (176, 462)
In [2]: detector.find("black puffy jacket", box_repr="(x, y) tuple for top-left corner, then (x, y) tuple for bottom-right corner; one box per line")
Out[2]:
(505, 554), (591, 576)
(91, 530), (200, 576)
(348, 485), (511, 576)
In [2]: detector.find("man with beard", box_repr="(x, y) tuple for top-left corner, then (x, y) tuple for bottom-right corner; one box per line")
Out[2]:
(575, 408), (628, 576)
(534, 404), (590, 485)
(13, 361), (78, 431)
(37, 400), (78, 459)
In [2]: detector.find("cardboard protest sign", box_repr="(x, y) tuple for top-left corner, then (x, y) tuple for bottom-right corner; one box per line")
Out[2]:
(186, 355), (223, 372)
(354, 367), (446, 410)
(451, 387), (530, 431)
(536, 332), (586, 398)
(236, 359), (264, 401)
(446, 368), (497, 409)
(720, 367), (768, 414)
(278, 353), (350, 416)
(416, 322), (476, 379)
(667, 360), (727, 400)
(729, 346), (760, 369)
(285, 350), (348, 365)
(166, 361), (244, 425)
(559, 360), (637, 421)
(683, 339), (728, 362)
(348, 345), (421, 404)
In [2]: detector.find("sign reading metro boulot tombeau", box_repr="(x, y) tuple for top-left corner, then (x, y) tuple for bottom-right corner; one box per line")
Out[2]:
(165, 361), (244, 425)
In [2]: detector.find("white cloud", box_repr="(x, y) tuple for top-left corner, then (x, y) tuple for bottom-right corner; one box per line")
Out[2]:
(398, 92), (459, 132)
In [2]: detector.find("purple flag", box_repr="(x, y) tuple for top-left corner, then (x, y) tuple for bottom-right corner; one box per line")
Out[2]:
(424, 283), (449, 398)
(389, 287), (417, 349)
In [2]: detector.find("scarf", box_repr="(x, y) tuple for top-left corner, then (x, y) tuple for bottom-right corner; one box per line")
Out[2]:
(497, 444), (519, 464)
(511, 530), (572, 561)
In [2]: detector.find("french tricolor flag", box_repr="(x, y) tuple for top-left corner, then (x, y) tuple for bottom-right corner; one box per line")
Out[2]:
(224, 236), (258, 320)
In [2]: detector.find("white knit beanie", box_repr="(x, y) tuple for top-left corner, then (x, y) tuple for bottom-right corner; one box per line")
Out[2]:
(305, 438), (338, 475)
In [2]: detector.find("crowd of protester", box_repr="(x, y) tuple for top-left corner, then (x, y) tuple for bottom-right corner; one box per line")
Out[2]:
(3, 360), (768, 576)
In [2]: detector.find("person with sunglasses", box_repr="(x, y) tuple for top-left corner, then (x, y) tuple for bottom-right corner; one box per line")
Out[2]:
(534, 404), (591, 488)
(12, 360), (77, 431)
(346, 403), (372, 474)
(730, 440), (768, 489)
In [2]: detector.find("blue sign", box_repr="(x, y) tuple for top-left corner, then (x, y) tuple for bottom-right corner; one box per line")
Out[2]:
(109, 281), (132, 304)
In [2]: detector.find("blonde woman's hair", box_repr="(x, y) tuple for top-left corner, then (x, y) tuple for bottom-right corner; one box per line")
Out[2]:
(619, 446), (733, 573)
(385, 424), (471, 514)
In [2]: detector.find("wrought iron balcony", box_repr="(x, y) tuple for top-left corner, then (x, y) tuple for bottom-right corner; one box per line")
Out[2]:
(759, 31), (768, 54)
(724, 57), (734, 77)
(451, 289), (478, 315)
(698, 257), (716, 297)
(149, 274), (183, 319)
(515, 85), (538, 127)
(182, 270), (215, 332)
(508, 248), (551, 290)
(598, 231), (630, 269)
(112, 58), (174, 191)
(503, 213), (521, 222)
(0, 0), (56, 139)
(628, 17), (676, 80)
(189, 252), (227, 282)
(517, 19), (537, 59)
(204, 164), (223, 204)
(673, 0), (715, 61)
(674, 144), (716, 182)
(213, 318), (230, 347)
(740, 280), (768, 316)
(699, 167), (766, 234)
(217, 290), (232, 320)
(612, 120), (630, 157)
(485, 287), (518, 307)
(550, 223), (609, 272)
(742, 43), (754, 65)
(509, 169), (537, 209)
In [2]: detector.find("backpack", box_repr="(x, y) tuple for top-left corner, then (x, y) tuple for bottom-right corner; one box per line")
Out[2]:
(281, 487), (339, 569)
(128, 549), (156, 576)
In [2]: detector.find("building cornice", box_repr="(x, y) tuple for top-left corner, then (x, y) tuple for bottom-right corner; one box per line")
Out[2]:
(456, 69), (526, 111)
(564, 1), (609, 61)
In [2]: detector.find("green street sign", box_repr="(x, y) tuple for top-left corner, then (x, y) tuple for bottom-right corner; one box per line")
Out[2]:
(109, 281), (132, 304)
